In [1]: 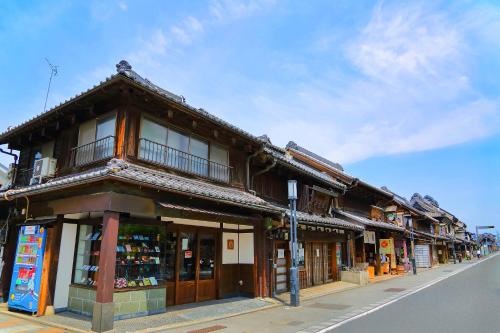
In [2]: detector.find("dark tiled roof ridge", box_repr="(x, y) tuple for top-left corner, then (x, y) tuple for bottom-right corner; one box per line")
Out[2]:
(263, 145), (346, 191)
(286, 141), (344, 171)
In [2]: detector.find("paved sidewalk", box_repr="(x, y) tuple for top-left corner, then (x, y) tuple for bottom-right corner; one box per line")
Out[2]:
(0, 256), (490, 333)
(0, 312), (66, 333)
(164, 257), (489, 333)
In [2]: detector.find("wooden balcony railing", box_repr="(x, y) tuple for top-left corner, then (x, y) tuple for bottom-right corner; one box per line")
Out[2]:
(71, 136), (115, 167)
(138, 138), (232, 183)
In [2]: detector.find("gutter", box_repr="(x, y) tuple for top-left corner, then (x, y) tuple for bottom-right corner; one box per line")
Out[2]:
(246, 147), (264, 191)
(250, 157), (277, 191)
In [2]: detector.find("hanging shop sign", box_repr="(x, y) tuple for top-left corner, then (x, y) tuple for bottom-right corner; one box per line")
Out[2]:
(364, 231), (376, 244)
(379, 238), (394, 255)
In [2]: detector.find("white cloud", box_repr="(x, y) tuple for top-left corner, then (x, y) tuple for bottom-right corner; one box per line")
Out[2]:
(118, 1), (128, 11)
(248, 2), (500, 164)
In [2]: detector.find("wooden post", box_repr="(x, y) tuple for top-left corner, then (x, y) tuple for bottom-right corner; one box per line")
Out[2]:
(37, 218), (63, 316)
(92, 211), (119, 333)
(253, 224), (259, 298)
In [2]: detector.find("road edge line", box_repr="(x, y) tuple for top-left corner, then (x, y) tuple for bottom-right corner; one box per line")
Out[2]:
(314, 253), (499, 333)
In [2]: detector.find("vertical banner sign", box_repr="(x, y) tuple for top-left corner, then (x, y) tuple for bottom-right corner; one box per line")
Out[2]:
(364, 231), (376, 244)
(8, 225), (47, 313)
(379, 239), (394, 255)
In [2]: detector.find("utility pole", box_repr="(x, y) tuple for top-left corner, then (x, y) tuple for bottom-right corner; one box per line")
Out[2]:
(406, 215), (417, 275)
(288, 180), (299, 307)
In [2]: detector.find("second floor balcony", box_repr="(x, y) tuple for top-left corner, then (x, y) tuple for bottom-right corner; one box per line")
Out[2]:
(71, 136), (116, 167)
(138, 138), (232, 183)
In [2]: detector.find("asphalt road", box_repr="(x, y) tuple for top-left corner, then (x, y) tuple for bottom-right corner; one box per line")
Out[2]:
(331, 254), (500, 333)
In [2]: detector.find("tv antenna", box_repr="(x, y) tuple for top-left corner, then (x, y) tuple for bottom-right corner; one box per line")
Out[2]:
(43, 58), (58, 112)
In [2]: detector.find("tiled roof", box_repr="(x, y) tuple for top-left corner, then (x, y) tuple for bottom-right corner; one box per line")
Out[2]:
(286, 141), (345, 171)
(287, 210), (364, 231)
(381, 187), (439, 223)
(410, 193), (454, 221)
(263, 145), (346, 191)
(334, 209), (406, 232)
(0, 159), (280, 213)
(0, 60), (263, 145)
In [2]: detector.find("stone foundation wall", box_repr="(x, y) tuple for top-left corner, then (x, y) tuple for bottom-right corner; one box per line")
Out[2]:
(67, 285), (166, 320)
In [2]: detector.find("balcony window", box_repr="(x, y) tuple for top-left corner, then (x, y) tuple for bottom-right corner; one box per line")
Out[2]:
(138, 117), (230, 182)
(74, 114), (116, 166)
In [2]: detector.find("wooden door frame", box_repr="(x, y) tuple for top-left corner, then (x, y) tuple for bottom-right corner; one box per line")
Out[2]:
(170, 224), (219, 305)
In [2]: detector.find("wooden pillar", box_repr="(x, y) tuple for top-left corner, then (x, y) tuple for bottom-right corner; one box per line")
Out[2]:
(253, 225), (259, 298)
(37, 218), (63, 316)
(350, 231), (356, 266)
(92, 211), (119, 333)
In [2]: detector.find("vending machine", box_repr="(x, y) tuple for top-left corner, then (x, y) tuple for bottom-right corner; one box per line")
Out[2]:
(8, 225), (47, 313)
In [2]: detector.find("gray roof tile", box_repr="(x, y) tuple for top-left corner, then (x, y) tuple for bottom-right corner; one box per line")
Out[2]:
(0, 159), (280, 213)
(334, 209), (406, 232)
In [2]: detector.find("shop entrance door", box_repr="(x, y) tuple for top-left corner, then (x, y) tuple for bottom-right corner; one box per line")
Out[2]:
(175, 229), (218, 305)
(177, 231), (197, 304)
(336, 243), (343, 280)
(275, 242), (289, 293)
(312, 243), (324, 285)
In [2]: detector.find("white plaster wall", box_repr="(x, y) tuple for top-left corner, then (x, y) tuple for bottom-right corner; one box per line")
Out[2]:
(53, 223), (77, 310)
(238, 233), (254, 264)
(222, 232), (239, 264)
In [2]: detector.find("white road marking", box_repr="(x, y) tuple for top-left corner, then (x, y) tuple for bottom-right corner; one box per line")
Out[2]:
(307, 254), (498, 333)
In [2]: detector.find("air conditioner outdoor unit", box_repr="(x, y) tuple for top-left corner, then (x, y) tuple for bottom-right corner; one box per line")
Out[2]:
(30, 157), (57, 185)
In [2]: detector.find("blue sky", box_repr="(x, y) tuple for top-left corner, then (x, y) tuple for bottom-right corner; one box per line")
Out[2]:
(0, 0), (499, 233)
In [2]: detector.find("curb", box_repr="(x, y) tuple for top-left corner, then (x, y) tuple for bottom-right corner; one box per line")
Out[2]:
(0, 309), (88, 333)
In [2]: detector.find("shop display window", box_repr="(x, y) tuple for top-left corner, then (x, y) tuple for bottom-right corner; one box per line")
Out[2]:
(115, 224), (167, 289)
(73, 224), (101, 286)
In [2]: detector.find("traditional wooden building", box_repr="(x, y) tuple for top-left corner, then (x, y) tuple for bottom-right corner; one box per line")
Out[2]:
(250, 141), (363, 293)
(285, 142), (410, 278)
(0, 61), (287, 331)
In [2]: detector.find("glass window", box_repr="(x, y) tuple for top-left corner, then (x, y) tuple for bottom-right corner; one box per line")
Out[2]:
(139, 118), (168, 163)
(167, 129), (190, 171)
(199, 234), (216, 280)
(189, 138), (209, 176)
(115, 224), (167, 288)
(165, 231), (177, 281)
(96, 115), (116, 140)
(179, 232), (196, 281)
(210, 145), (229, 181)
(73, 224), (101, 286)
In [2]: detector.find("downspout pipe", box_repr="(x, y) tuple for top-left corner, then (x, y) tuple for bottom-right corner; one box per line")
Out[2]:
(0, 148), (18, 164)
(250, 157), (277, 190)
(246, 147), (264, 191)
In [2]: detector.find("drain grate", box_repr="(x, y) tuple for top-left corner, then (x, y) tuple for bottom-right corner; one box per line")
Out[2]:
(384, 288), (406, 292)
(309, 303), (351, 310)
(187, 325), (227, 333)
(443, 270), (453, 272)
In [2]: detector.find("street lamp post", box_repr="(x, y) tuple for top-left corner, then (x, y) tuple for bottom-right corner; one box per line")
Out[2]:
(405, 215), (417, 275)
(449, 221), (457, 264)
(287, 180), (299, 307)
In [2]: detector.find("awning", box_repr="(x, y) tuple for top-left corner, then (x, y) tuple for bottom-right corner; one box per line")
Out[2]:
(286, 211), (364, 231)
(16, 218), (57, 226)
(334, 210), (405, 232)
(157, 202), (261, 222)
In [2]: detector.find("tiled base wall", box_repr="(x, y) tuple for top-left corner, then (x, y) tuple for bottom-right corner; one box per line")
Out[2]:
(68, 286), (166, 320)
